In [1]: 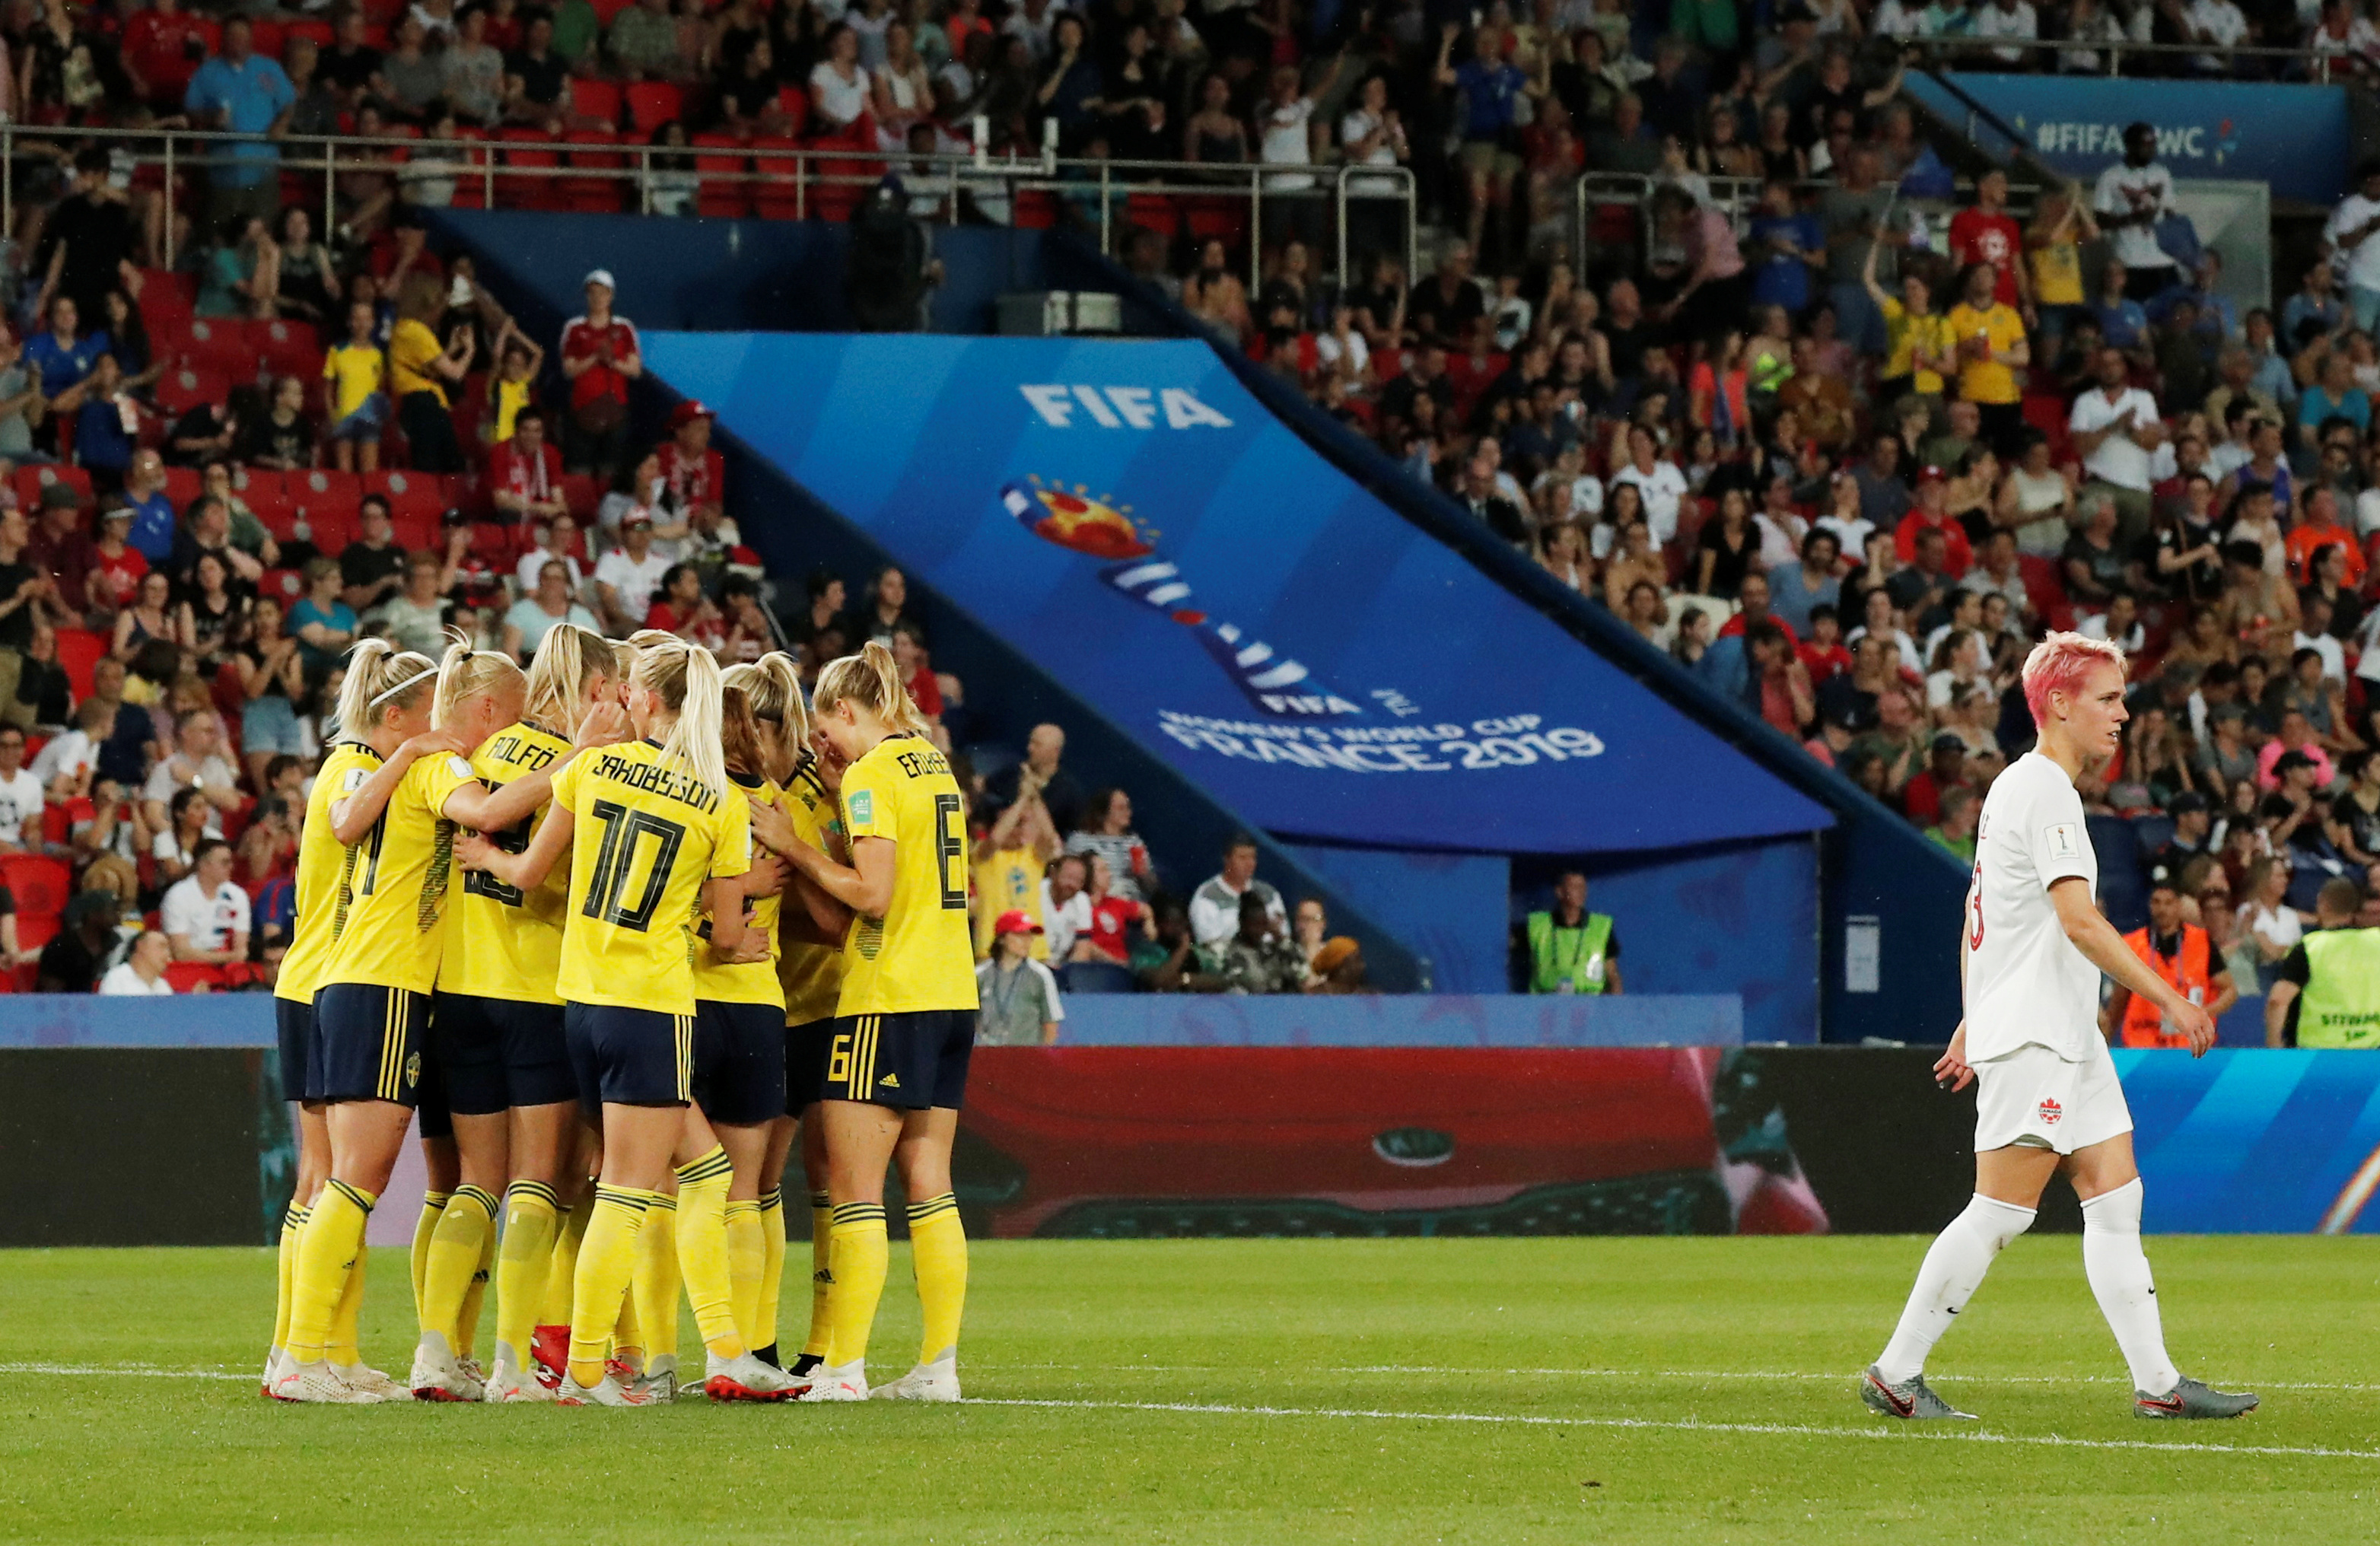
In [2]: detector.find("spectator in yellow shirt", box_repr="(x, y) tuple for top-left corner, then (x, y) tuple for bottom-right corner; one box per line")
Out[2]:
(321, 299), (387, 474)
(1866, 239), (1955, 412)
(1945, 262), (2030, 453)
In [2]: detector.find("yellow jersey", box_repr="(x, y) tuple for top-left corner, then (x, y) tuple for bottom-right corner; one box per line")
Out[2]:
(969, 843), (1047, 961)
(1879, 296), (1953, 397)
(835, 735), (978, 1017)
(1946, 301), (2026, 406)
(551, 738), (750, 1015)
(387, 318), (447, 405)
(322, 342), (384, 421)
(321, 749), (479, 995)
(437, 721), (573, 1005)
(692, 771), (785, 1010)
(2030, 238), (2085, 307)
(777, 759), (845, 1028)
(276, 741), (382, 1005)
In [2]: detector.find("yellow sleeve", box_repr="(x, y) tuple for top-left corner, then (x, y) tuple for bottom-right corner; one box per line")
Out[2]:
(712, 787), (752, 881)
(418, 750), (479, 821)
(842, 765), (890, 842)
(549, 755), (584, 816)
(322, 348), (338, 382)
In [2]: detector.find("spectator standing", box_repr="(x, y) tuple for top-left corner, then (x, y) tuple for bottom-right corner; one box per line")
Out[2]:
(323, 299), (390, 474)
(1064, 785), (1157, 903)
(983, 721), (1083, 832)
(2323, 161), (2380, 334)
(560, 269), (641, 476)
(972, 790), (1061, 958)
(2069, 346), (2164, 545)
(1189, 832), (1286, 951)
(1523, 870), (1622, 994)
(975, 911), (1064, 1044)
(2095, 121), (2179, 302)
(183, 17), (297, 228)
(0, 506), (49, 732)
(99, 929), (178, 996)
(2265, 878), (2380, 1047)
(2103, 878), (2237, 1048)
(490, 407), (567, 523)
(656, 400), (725, 526)
(387, 272), (473, 472)
(1943, 262), (2028, 453)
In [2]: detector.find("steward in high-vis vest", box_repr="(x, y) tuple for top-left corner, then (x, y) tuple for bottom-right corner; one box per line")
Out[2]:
(1524, 871), (1622, 995)
(2101, 880), (2237, 1048)
(2267, 877), (2380, 1048)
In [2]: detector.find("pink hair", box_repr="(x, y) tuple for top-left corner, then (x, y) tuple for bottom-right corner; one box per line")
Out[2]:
(2022, 631), (2127, 727)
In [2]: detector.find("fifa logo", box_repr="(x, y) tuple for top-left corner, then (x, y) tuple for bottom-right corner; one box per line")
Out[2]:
(1002, 478), (1361, 722)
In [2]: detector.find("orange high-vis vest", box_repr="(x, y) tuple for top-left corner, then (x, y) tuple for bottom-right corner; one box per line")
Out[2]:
(2120, 924), (2215, 1048)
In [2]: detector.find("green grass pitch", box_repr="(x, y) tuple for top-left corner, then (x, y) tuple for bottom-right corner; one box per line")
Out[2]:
(0, 1236), (2375, 1543)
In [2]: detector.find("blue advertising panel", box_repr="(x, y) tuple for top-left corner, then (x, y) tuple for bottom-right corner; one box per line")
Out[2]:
(1906, 74), (2349, 204)
(2122, 1048), (2380, 1234)
(644, 333), (1832, 856)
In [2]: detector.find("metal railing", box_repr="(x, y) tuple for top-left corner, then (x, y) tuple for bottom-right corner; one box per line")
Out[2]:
(0, 122), (1415, 288)
(1888, 30), (2356, 78)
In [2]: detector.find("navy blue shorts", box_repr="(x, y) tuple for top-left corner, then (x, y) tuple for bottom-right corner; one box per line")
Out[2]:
(694, 1000), (788, 1127)
(275, 997), (313, 1105)
(823, 1010), (975, 1112)
(784, 1016), (835, 1114)
(416, 1054), (453, 1141)
(431, 991), (575, 1116)
(565, 1002), (693, 1114)
(309, 984), (431, 1106)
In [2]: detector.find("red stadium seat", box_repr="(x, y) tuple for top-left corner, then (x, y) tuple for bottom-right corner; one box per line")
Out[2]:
(369, 469), (447, 526)
(692, 133), (750, 219)
(161, 466), (202, 507)
(158, 364), (231, 416)
(180, 317), (258, 381)
(562, 131), (628, 213)
(14, 466), (91, 514)
(165, 962), (228, 994)
(1013, 189), (1058, 229)
(558, 473), (600, 520)
(289, 468), (362, 513)
(55, 628), (103, 701)
(497, 129), (563, 211)
(255, 319), (320, 383)
(1123, 192), (1180, 238)
(240, 475), (297, 536)
(569, 77), (622, 128)
(624, 81), (682, 134)
(447, 132), (493, 210)
(750, 138), (804, 219)
(1, 855), (70, 921)
(773, 87), (810, 140)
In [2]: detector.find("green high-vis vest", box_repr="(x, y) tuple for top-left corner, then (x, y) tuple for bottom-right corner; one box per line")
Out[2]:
(2296, 928), (2380, 1048)
(1527, 911), (1612, 995)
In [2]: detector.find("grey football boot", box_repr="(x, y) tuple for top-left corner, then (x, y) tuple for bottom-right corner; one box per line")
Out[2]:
(2136, 1376), (2259, 1419)
(1861, 1364), (1978, 1420)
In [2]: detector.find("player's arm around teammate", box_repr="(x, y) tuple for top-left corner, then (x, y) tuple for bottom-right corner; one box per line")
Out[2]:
(758, 641), (978, 1403)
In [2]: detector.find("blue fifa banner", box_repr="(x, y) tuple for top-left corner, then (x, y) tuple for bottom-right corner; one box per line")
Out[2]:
(1908, 75), (2348, 205)
(646, 334), (1832, 855)
(2124, 1048), (2380, 1234)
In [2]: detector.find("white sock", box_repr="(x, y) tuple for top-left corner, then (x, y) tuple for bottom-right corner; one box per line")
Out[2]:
(2081, 1179), (2180, 1397)
(1875, 1193), (2036, 1383)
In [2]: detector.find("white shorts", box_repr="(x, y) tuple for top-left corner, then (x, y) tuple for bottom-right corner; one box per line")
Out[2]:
(1972, 1038), (2133, 1156)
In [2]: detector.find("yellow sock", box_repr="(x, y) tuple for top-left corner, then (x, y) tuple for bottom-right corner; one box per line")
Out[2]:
(906, 1193), (968, 1367)
(673, 1148), (743, 1359)
(411, 1191), (450, 1332)
(612, 1258), (642, 1356)
(725, 1198), (764, 1349)
(288, 1181), (374, 1363)
(802, 1191), (832, 1360)
(418, 1185), (498, 1350)
(754, 1188), (786, 1354)
(632, 1194), (680, 1363)
(495, 1182), (560, 1369)
(327, 1249), (369, 1366)
(271, 1202), (307, 1354)
(457, 1218), (496, 1362)
(541, 1185), (593, 1329)
(823, 1201), (889, 1371)
(568, 1185), (654, 1389)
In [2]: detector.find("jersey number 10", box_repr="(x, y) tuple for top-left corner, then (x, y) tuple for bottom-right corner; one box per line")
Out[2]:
(583, 798), (689, 932)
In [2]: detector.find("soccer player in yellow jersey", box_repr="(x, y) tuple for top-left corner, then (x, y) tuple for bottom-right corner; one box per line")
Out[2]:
(261, 686), (455, 1400)
(425, 623), (622, 1404)
(458, 639), (792, 1406)
(759, 642), (978, 1404)
(275, 641), (612, 1405)
(695, 659), (801, 1374)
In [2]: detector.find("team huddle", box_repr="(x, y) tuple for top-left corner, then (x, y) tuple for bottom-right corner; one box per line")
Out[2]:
(264, 622), (975, 1406)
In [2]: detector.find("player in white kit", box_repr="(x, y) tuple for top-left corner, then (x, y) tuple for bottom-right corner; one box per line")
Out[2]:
(1862, 633), (2258, 1422)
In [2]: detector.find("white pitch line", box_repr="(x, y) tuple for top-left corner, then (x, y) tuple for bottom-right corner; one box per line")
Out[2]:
(966, 1396), (2380, 1463)
(0, 1363), (253, 1381)
(996, 1363), (2380, 1395)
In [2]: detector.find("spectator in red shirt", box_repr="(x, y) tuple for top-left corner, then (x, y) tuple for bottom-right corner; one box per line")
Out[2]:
(29, 482), (97, 625)
(1796, 602), (1853, 686)
(1900, 733), (1971, 824)
(641, 561), (724, 648)
(1894, 466), (1974, 577)
(1079, 851), (1150, 963)
(657, 399), (724, 525)
(558, 268), (640, 478)
(90, 502), (147, 617)
(1946, 168), (2032, 314)
(126, 0), (211, 107)
(488, 406), (567, 525)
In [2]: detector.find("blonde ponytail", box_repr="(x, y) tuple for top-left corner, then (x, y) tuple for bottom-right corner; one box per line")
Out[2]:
(813, 640), (930, 737)
(336, 638), (439, 743)
(635, 638), (727, 799)
(718, 681), (764, 781)
(523, 622), (612, 733)
(432, 628), (526, 730)
(722, 651), (810, 781)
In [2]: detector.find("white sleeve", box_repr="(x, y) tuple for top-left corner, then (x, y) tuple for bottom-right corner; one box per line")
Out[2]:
(2028, 781), (2093, 887)
(161, 885), (199, 939)
(2067, 393), (2095, 433)
(2092, 164), (2124, 215)
(1034, 959), (1066, 1020)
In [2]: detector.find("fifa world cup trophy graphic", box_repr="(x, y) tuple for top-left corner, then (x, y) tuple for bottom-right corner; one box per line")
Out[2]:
(1001, 478), (1362, 722)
